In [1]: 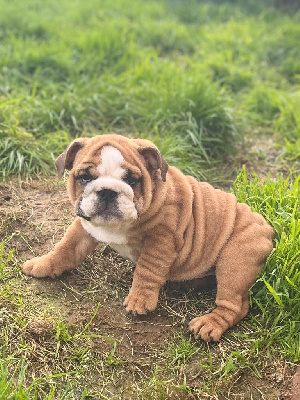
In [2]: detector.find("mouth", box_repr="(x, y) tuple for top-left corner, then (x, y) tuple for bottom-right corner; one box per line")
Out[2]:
(76, 207), (91, 221)
(76, 204), (122, 223)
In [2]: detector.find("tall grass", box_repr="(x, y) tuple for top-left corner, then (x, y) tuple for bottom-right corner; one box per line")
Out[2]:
(234, 168), (300, 360)
(0, 0), (299, 177)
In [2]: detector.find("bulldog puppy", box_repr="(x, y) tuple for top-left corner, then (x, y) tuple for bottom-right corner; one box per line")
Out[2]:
(22, 134), (274, 341)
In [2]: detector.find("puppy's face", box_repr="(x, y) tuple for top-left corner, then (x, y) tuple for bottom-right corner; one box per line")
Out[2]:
(55, 135), (168, 228)
(75, 145), (140, 226)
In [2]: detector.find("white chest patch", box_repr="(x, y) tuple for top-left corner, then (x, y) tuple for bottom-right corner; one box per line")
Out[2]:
(81, 219), (137, 263)
(81, 219), (128, 244)
(110, 243), (136, 262)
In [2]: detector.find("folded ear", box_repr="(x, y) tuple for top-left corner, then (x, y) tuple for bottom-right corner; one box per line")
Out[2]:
(55, 138), (87, 178)
(138, 146), (168, 182)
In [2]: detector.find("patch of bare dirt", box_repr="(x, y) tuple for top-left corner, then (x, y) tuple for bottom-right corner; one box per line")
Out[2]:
(234, 133), (290, 181)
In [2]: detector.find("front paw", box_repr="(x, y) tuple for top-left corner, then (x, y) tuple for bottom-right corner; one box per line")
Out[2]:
(189, 313), (225, 342)
(22, 254), (60, 278)
(123, 289), (159, 315)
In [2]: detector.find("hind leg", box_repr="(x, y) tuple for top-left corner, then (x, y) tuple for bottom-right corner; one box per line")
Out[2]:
(190, 205), (273, 341)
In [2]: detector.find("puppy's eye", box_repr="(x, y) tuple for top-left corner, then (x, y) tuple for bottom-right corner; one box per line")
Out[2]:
(75, 174), (94, 185)
(124, 172), (141, 188)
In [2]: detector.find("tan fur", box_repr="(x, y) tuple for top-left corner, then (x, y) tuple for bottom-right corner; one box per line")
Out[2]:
(23, 134), (274, 341)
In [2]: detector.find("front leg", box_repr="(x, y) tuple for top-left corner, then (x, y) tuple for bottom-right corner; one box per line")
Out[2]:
(22, 218), (99, 278)
(124, 231), (176, 315)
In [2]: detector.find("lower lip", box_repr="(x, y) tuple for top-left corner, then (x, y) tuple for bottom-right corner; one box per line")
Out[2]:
(81, 215), (91, 221)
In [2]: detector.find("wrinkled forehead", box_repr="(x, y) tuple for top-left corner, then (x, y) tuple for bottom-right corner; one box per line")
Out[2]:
(76, 145), (140, 177)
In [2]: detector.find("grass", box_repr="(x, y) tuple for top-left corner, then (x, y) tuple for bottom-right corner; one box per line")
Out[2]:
(0, 0), (299, 398)
(0, 0), (299, 178)
(234, 168), (300, 361)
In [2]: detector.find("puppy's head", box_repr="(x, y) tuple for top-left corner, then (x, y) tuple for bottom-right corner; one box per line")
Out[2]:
(55, 135), (168, 227)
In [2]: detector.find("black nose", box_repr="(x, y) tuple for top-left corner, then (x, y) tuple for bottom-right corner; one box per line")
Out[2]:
(97, 189), (118, 203)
